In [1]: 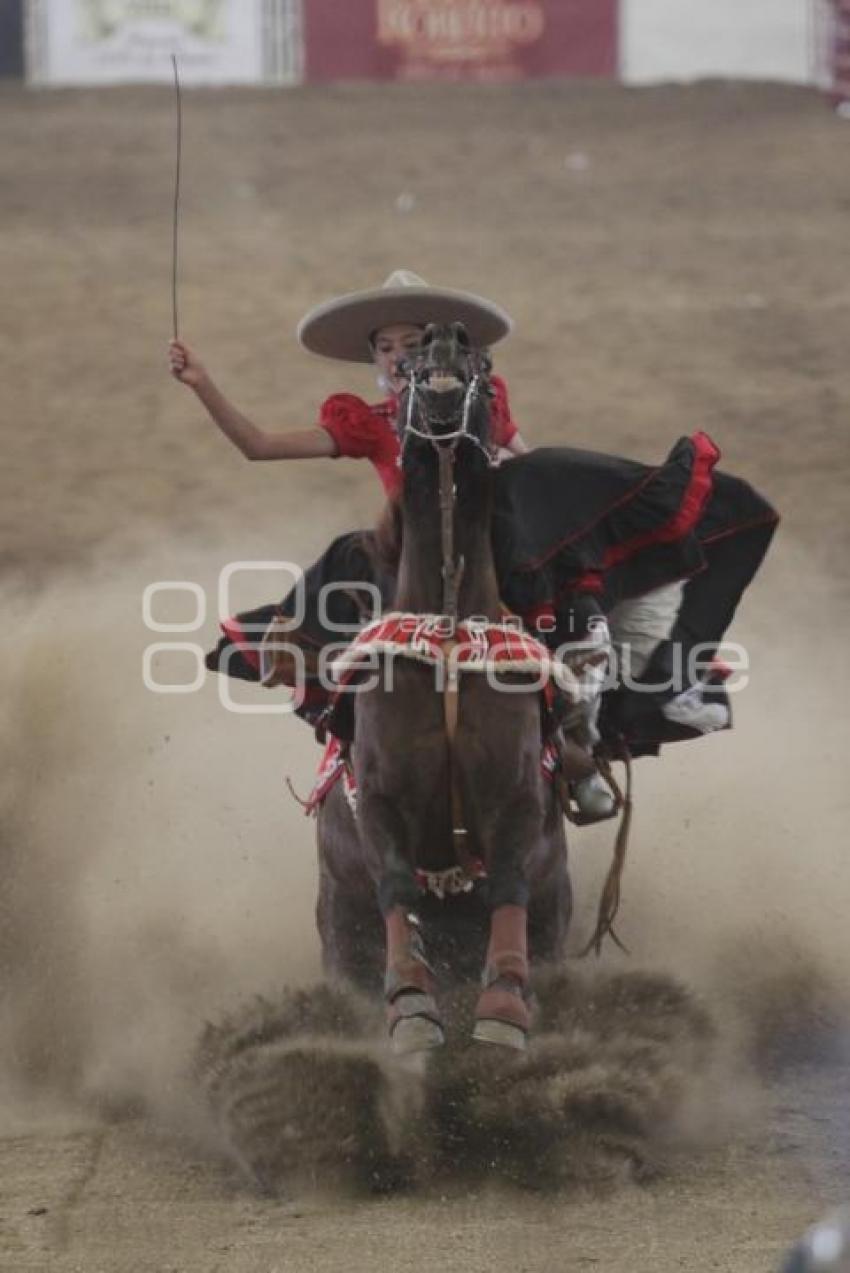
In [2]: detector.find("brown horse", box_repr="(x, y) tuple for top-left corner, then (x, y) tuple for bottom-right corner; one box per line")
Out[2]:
(316, 323), (574, 1054)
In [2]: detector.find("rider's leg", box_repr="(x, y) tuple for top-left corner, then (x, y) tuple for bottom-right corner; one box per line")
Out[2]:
(608, 581), (685, 684)
(608, 582), (730, 733)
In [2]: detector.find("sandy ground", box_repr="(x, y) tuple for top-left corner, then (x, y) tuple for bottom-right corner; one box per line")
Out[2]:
(1, 77), (850, 1271)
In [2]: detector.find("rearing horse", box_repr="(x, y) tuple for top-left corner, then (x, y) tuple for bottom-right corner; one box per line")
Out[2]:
(317, 323), (574, 1053)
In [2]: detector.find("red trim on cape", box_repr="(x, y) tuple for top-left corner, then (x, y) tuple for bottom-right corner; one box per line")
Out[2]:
(566, 570), (605, 595)
(570, 432), (720, 590)
(517, 431), (720, 575)
(516, 460), (663, 573)
(698, 511), (781, 547)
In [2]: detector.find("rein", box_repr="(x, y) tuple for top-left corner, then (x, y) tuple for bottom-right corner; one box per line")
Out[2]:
(401, 367), (492, 618)
(579, 746), (634, 957)
(438, 447), (464, 620)
(400, 367), (493, 875)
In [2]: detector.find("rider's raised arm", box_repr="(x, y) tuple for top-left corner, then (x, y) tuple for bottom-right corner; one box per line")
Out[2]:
(246, 426), (337, 461)
(169, 339), (337, 461)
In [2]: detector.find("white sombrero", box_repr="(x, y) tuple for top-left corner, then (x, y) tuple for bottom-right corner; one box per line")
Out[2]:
(297, 270), (513, 364)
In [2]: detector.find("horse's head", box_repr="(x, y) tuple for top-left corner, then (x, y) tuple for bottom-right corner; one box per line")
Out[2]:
(397, 322), (493, 455)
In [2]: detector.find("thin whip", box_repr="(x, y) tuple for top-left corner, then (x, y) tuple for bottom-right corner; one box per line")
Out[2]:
(171, 53), (182, 340)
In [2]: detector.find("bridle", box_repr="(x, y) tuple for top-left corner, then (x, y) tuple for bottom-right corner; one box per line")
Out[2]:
(401, 369), (494, 461)
(400, 346), (495, 461)
(397, 348), (495, 620)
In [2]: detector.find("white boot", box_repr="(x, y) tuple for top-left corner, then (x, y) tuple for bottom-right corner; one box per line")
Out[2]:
(662, 683), (730, 734)
(572, 771), (616, 820)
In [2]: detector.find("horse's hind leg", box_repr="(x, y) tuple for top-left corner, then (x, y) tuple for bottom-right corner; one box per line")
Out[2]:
(317, 788), (386, 994)
(316, 869), (385, 995)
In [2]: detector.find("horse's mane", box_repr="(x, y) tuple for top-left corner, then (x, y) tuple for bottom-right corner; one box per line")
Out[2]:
(360, 497), (403, 579)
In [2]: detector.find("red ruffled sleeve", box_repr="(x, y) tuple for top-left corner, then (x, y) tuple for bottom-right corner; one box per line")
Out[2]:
(318, 393), (382, 460)
(490, 375), (518, 449)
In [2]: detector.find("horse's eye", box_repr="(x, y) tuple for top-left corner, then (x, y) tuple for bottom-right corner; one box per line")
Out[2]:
(454, 325), (470, 349)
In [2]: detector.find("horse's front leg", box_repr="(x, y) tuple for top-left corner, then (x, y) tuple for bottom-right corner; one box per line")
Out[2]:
(469, 789), (540, 1052)
(357, 789), (446, 1056)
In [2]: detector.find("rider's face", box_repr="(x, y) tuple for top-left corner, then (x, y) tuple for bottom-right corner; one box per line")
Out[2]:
(371, 323), (424, 395)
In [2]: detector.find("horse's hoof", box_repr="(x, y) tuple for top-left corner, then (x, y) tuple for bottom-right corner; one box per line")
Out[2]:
(390, 1014), (446, 1056)
(472, 1018), (528, 1051)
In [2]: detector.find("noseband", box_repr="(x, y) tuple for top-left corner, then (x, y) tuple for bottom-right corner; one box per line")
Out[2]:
(400, 363), (495, 466)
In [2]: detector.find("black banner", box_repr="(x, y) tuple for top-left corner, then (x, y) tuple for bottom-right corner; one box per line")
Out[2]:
(0, 0), (23, 77)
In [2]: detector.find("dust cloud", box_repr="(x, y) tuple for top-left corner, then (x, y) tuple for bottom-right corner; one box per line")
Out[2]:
(1, 522), (845, 1192)
(0, 543), (325, 1130)
(571, 541), (850, 1062)
(195, 971), (717, 1196)
(190, 537), (849, 1195)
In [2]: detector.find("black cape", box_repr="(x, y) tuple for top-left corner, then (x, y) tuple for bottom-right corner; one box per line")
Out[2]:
(206, 434), (778, 753)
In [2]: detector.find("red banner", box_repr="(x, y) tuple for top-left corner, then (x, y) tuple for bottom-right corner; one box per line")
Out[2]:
(833, 0), (850, 101)
(304, 0), (618, 83)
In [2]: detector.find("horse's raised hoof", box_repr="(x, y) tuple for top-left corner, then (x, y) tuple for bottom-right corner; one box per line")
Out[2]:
(473, 974), (530, 1051)
(390, 1013), (446, 1056)
(472, 1017), (528, 1051)
(387, 989), (445, 1057)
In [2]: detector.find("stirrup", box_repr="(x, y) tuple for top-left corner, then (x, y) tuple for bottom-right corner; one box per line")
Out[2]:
(571, 773), (618, 824)
(552, 729), (597, 782)
(555, 765), (621, 826)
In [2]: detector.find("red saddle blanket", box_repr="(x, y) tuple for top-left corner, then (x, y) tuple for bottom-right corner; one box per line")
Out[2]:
(329, 610), (593, 696)
(300, 611), (577, 897)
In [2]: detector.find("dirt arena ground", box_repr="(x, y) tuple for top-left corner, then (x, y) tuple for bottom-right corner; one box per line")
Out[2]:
(1, 77), (849, 1271)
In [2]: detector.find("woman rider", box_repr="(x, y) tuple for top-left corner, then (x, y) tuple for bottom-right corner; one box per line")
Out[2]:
(168, 271), (778, 817)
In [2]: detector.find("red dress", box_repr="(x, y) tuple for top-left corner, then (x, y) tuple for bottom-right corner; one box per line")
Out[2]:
(317, 375), (519, 498)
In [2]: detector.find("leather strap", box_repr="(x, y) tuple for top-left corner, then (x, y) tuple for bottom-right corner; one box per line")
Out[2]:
(441, 637), (475, 874)
(580, 746), (634, 956)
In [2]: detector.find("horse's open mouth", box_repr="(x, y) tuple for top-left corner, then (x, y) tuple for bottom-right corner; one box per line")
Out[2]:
(423, 371), (466, 394)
